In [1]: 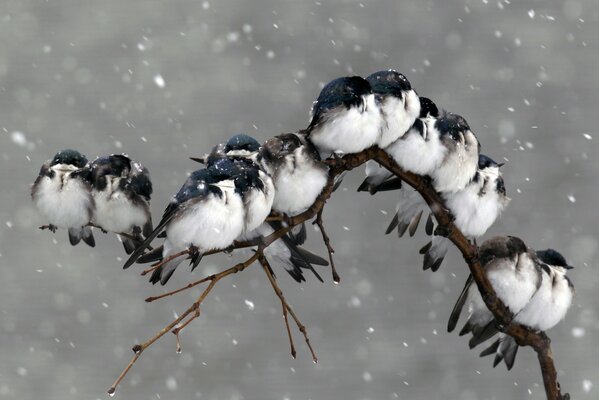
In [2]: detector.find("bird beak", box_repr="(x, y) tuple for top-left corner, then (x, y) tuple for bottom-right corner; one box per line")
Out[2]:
(564, 264), (574, 270)
(497, 162), (505, 168)
(189, 157), (205, 164)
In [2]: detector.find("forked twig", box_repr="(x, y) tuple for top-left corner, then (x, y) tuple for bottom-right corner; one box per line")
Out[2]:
(108, 250), (262, 395)
(258, 255), (318, 362)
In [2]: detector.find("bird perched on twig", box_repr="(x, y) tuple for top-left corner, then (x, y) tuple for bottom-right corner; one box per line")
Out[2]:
(358, 96), (438, 195)
(124, 156), (268, 284)
(448, 236), (574, 371)
(477, 249), (574, 369)
(420, 154), (509, 271)
(304, 76), (383, 158)
(85, 154), (153, 254)
(31, 149), (95, 247)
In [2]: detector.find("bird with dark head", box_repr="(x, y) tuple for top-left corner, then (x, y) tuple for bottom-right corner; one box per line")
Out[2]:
(366, 69), (421, 148)
(304, 76), (383, 157)
(86, 154), (153, 254)
(31, 149), (96, 247)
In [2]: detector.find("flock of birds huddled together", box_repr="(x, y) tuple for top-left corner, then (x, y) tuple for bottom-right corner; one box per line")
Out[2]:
(31, 70), (573, 370)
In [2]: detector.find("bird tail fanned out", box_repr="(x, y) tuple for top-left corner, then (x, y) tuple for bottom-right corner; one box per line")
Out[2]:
(149, 255), (184, 286)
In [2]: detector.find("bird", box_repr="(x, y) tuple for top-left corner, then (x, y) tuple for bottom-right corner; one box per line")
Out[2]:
(447, 236), (543, 351)
(259, 133), (329, 218)
(357, 96), (439, 195)
(420, 154), (510, 271)
(366, 69), (421, 148)
(304, 76), (383, 157)
(478, 249), (574, 370)
(31, 149), (95, 247)
(428, 111), (480, 194)
(85, 154), (153, 254)
(124, 158), (256, 284)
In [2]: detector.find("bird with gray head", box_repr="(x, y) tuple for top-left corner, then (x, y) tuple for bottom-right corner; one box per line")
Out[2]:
(85, 154), (153, 254)
(31, 149), (95, 247)
(447, 236), (543, 353)
(477, 248), (574, 370)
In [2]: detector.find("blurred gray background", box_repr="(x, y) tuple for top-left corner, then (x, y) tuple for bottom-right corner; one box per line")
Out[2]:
(1, 0), (597, 399)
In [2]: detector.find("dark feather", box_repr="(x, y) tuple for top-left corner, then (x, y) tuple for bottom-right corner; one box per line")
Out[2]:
(448, 275), (473, 332)
(408, 210), (423, 237)
(425, 214), (434, 236)
(385, 213), (399, 235)
(137, 246), (164, 264)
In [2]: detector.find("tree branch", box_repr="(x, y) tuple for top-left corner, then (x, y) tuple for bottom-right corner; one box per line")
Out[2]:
(109, 146), (568, 400)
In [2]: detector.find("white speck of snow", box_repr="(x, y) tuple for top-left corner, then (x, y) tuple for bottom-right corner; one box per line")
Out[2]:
(244, 299), (255, 311)
(17, 367), (27, 377)
(5, 221), (13, 228)
(362, 371), (372, 382)
(567, 194), (576, 203)
(166, 376), (178, 391)
(571, 326), (585, 337)
(343, 226), (350, 231)
(43, 45), (52, 53)
(402, 342), (408, 347)
(583, 133), (592, 140)
(507, 106), (515, 112)
(137, 43), (146, 51)
(350, 296), (361, 307)
(202, 1), (210, 10)
(525, 142), (534, 149)
(102, 302), (109, 308)
(232, 339), (238, 345)
(154, 74), (165, 88)
(266, 50), (275, 59)
(583, 379), (593, 393)
(528, 9), (535, 18)
(242, 24), (253, 34)
(367, 327), (375, 333)
(141, 136), (148, 142)
(11, 131), (27, 147)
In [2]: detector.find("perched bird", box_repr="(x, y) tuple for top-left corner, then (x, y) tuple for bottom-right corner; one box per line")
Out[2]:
(260, 133), (329, 217)
(31, 149), (95, 247)
(357, 96), (439, 195)
(478, 249), (574, 369)
(428, 111), (480, 194)
(86, 154), (153, 254)
(447, 236), (543, 350)
(188, 133), (328, 281)
(421, 154), (510, 271)
(304, 76), (383, 157)
(124, 158), (258, 284)
(366, 69), (421, 148)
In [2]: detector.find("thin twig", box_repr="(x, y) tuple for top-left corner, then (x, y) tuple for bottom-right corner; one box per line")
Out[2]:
(313, 208), (340, 283)
(259, 254), (318, 362)
(258, 255), (296, 359)
(109, 250), (261, 395)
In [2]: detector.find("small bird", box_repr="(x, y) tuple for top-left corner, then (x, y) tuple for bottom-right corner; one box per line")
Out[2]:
(428, 111), (480, 194)
(86, 154), (153, 254)
(31, 149), (95, 247)
(304, 76), (383, 157)
(357, 96), (439, 195)
(124, 158), (254, 284)
(187, 134), (328, 280)
(478, 249), (574, 369)
(447, 236), (543, 350)
(366, 69), (421, 148)
(421, 154), (510, 271)
(260, 133), (329, 217)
